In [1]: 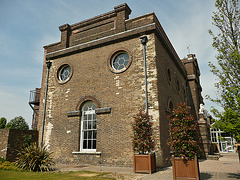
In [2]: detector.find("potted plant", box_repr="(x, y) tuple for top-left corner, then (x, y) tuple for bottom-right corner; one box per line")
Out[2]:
(132, 109), (156, 174)
(168, 103), (202, 180)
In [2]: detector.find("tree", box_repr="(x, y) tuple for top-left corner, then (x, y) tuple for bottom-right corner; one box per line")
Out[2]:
(5, 116), (29, 130)
(208, 0), (240, 142)
(0, 117), (7, 129)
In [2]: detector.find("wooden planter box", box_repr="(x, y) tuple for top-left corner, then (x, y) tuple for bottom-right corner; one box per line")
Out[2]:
(133, 152), (156, 174)
(172, 155), (200, 180)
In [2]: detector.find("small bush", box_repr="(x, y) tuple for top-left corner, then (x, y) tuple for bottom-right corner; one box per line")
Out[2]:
(0, 161), (20, 171)
(15, 143), (55, 172)
(0, 157), (6, 163)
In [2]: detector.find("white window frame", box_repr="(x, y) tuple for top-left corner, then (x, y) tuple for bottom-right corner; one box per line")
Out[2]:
(80, 102), (97, 152)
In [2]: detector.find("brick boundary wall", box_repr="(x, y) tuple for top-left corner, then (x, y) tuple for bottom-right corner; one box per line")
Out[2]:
(0, 129), (38, 162)
(0, 129), (9, 160)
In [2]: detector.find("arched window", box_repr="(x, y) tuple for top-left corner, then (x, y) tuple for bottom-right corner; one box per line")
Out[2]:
(165, 99), (174, 114)
(80, 101), (97, 152)
(167, 68), (171, 84)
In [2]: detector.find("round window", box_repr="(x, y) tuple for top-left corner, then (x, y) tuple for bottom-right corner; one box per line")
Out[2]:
(57, 64), (73, 83)
(108, 50), (132, 73)
(112, 53), (129, 70)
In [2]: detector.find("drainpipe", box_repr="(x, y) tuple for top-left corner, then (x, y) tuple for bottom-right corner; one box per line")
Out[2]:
(40, 60), (52, 148)
(140, 36), (148, 114)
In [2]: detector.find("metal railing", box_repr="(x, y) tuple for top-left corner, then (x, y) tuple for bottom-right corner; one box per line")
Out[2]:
(29, 88), (40, 105)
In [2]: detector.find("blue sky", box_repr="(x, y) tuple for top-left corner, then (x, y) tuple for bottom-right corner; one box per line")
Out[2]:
(0, 0), (219, 127)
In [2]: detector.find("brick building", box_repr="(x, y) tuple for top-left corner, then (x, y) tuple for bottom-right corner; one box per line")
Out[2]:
(31, 4), (208, 167)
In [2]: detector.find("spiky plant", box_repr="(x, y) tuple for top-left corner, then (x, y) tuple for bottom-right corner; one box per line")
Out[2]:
(15, 143), (55, 172)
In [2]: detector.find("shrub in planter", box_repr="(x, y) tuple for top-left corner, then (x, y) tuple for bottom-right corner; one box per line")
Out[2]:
(15, 143), (55, 172)
(168, 103), (202, 180)
(132, 110), (155, 154)
(168, 103), (202, 160)
(132, 109), (156, 173)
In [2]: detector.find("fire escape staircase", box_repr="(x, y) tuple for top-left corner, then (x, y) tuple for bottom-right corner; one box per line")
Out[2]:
(29, 88), (40, 117)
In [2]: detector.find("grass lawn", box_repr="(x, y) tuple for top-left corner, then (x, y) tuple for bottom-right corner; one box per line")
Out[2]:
(0, 170), (115, 180)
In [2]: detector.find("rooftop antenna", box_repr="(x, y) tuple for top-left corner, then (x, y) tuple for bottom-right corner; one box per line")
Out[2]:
(187, 45), (191, 54)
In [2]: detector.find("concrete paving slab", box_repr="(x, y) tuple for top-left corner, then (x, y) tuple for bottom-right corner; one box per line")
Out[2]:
(54, 152), (240, 180)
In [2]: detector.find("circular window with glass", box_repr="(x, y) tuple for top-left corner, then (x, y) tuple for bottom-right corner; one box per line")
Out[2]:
(57, 64), (73, 84)
(108, 50), (132, 73)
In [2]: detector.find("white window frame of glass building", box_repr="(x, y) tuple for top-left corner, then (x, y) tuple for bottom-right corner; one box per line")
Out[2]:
(80, 101), (97, 152)
(210, 127), (236, 153)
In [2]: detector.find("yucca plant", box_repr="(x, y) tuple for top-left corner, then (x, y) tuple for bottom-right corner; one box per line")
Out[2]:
(15, 143), (55, 172)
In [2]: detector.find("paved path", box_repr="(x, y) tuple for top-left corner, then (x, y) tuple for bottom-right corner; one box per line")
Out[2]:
(55, 153), (240, 180)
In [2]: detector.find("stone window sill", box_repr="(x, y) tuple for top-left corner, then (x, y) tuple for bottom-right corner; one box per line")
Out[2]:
(72, 151), (101, 155)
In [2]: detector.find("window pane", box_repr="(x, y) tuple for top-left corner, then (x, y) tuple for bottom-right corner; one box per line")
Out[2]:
(88, 131), (92, 139)
(83, 121), (87, 129)
(88, 140), (92, 149)
(93, 140), (96, 149)
(88, 121), (91, 130)
(84, 131), (87, 139)
(93, 121), (97, 129)
(88, 114), (92, 120)
(93, 131), (97, 139)
(83, 140), (87, 149)
(119, 64), (124, 70)
(113, 62), (119, 70)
